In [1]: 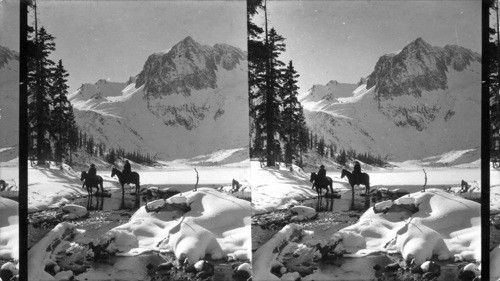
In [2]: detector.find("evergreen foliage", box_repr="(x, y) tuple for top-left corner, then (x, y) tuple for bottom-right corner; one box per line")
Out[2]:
(27, 3), (79, 166)
(248, 1), (309, 167)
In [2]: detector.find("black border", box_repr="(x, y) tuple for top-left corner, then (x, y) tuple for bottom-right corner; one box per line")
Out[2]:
(19, 0), (28, 280)
(482, 0), (491, 278)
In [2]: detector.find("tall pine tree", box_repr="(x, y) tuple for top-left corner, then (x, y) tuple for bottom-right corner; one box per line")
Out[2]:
(280, 61), (306, 165)
(28, 26), (56, 165)
(51, 59), (76, 163)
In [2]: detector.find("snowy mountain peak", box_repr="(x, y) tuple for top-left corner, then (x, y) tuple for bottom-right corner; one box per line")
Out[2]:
(135, 37), (245, 98)
(301, 38), (481, 161)
(69, 38), (248, 160)
(366, 38), (480, 101)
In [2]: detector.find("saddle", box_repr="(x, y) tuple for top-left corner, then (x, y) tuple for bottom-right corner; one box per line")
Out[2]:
(351, 172), (362, 185)
(122, 172), (133, 184)
(317, 176), (328, 187)
(86, 175), (99, 186)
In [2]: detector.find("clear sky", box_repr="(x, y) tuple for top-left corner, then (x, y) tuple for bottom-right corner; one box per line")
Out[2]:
(36, 1), (247, 94)
(0, 0), (20, 52)
(255, 0), (481, 92)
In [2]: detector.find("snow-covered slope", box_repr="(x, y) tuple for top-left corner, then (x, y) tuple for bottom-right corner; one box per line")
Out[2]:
(70, 37), (248, 160)
(300, 38), (481, 162)
(0, 46), (19, 162)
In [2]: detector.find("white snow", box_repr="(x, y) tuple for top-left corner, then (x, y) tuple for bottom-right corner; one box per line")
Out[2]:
(97, 187), (251, 262)
(300, 60), (481, 162)
(490, 165), (500, 214)
(28, 151), (250, 213)
(253, 223), (303, 281)
(336, 189), (480, 264)
(28, 163), (88, 213)
(70, 63), (249, 161)
(250, 161), (347, 215)
(27, 222), (86, 281)
(0, 197), (18, 260)
(251, 160), (480, 215)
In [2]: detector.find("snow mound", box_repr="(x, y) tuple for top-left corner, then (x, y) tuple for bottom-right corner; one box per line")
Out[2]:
(289, 206), (316, 221)
(0, 197), (18, 260)
(102, 187), (251, 262)
(335, 189), (480, 264)
(61, 204), (88, 220)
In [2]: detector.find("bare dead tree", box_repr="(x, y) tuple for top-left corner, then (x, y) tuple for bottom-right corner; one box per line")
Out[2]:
(422, 168), (427, 192)
(194, 168), (199, 192)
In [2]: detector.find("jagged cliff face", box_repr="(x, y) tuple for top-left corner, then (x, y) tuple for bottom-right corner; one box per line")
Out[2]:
(367, 38), (481, 100)
(300, 38), (481, 162)
(133, 36), (246, 130)
(0, 46), (19, 161)
(365, 38), (481, 131)
(70, 37), (248, 160)
(136, 37), (245, 98)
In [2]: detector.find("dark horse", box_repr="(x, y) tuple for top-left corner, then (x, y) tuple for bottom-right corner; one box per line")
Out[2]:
(111, 167), (141, 194)
(310, 172), (334, 196)
(80, 171), (104, 195)
(341, 169), (370, 196)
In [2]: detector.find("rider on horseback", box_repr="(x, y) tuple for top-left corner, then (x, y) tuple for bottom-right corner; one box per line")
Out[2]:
(352, 161), (362, 185)
(123, 160), (132, 183)
(88, 164), (98, 183)
(318, 165), (327, 187)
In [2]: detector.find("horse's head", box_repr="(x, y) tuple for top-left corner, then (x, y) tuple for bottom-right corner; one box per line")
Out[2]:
(80, 171), (86, 181)
(310, 172), (316, 183)
(340, 169), (347, 179)
(111, 167), (116, 177)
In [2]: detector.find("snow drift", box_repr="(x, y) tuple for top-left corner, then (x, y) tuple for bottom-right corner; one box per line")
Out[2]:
(335, 188), (480, 264)
(98, 187), (251, 262)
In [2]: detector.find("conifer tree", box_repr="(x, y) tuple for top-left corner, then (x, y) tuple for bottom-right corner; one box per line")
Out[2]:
(28, 26), (56, 165)
(51, 60), (74, 163)
(280, 61), (302, 165)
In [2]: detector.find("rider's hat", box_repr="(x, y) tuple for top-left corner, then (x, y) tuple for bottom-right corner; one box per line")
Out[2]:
(90, 163), (95, 167)
(320, 165), (325, 169)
